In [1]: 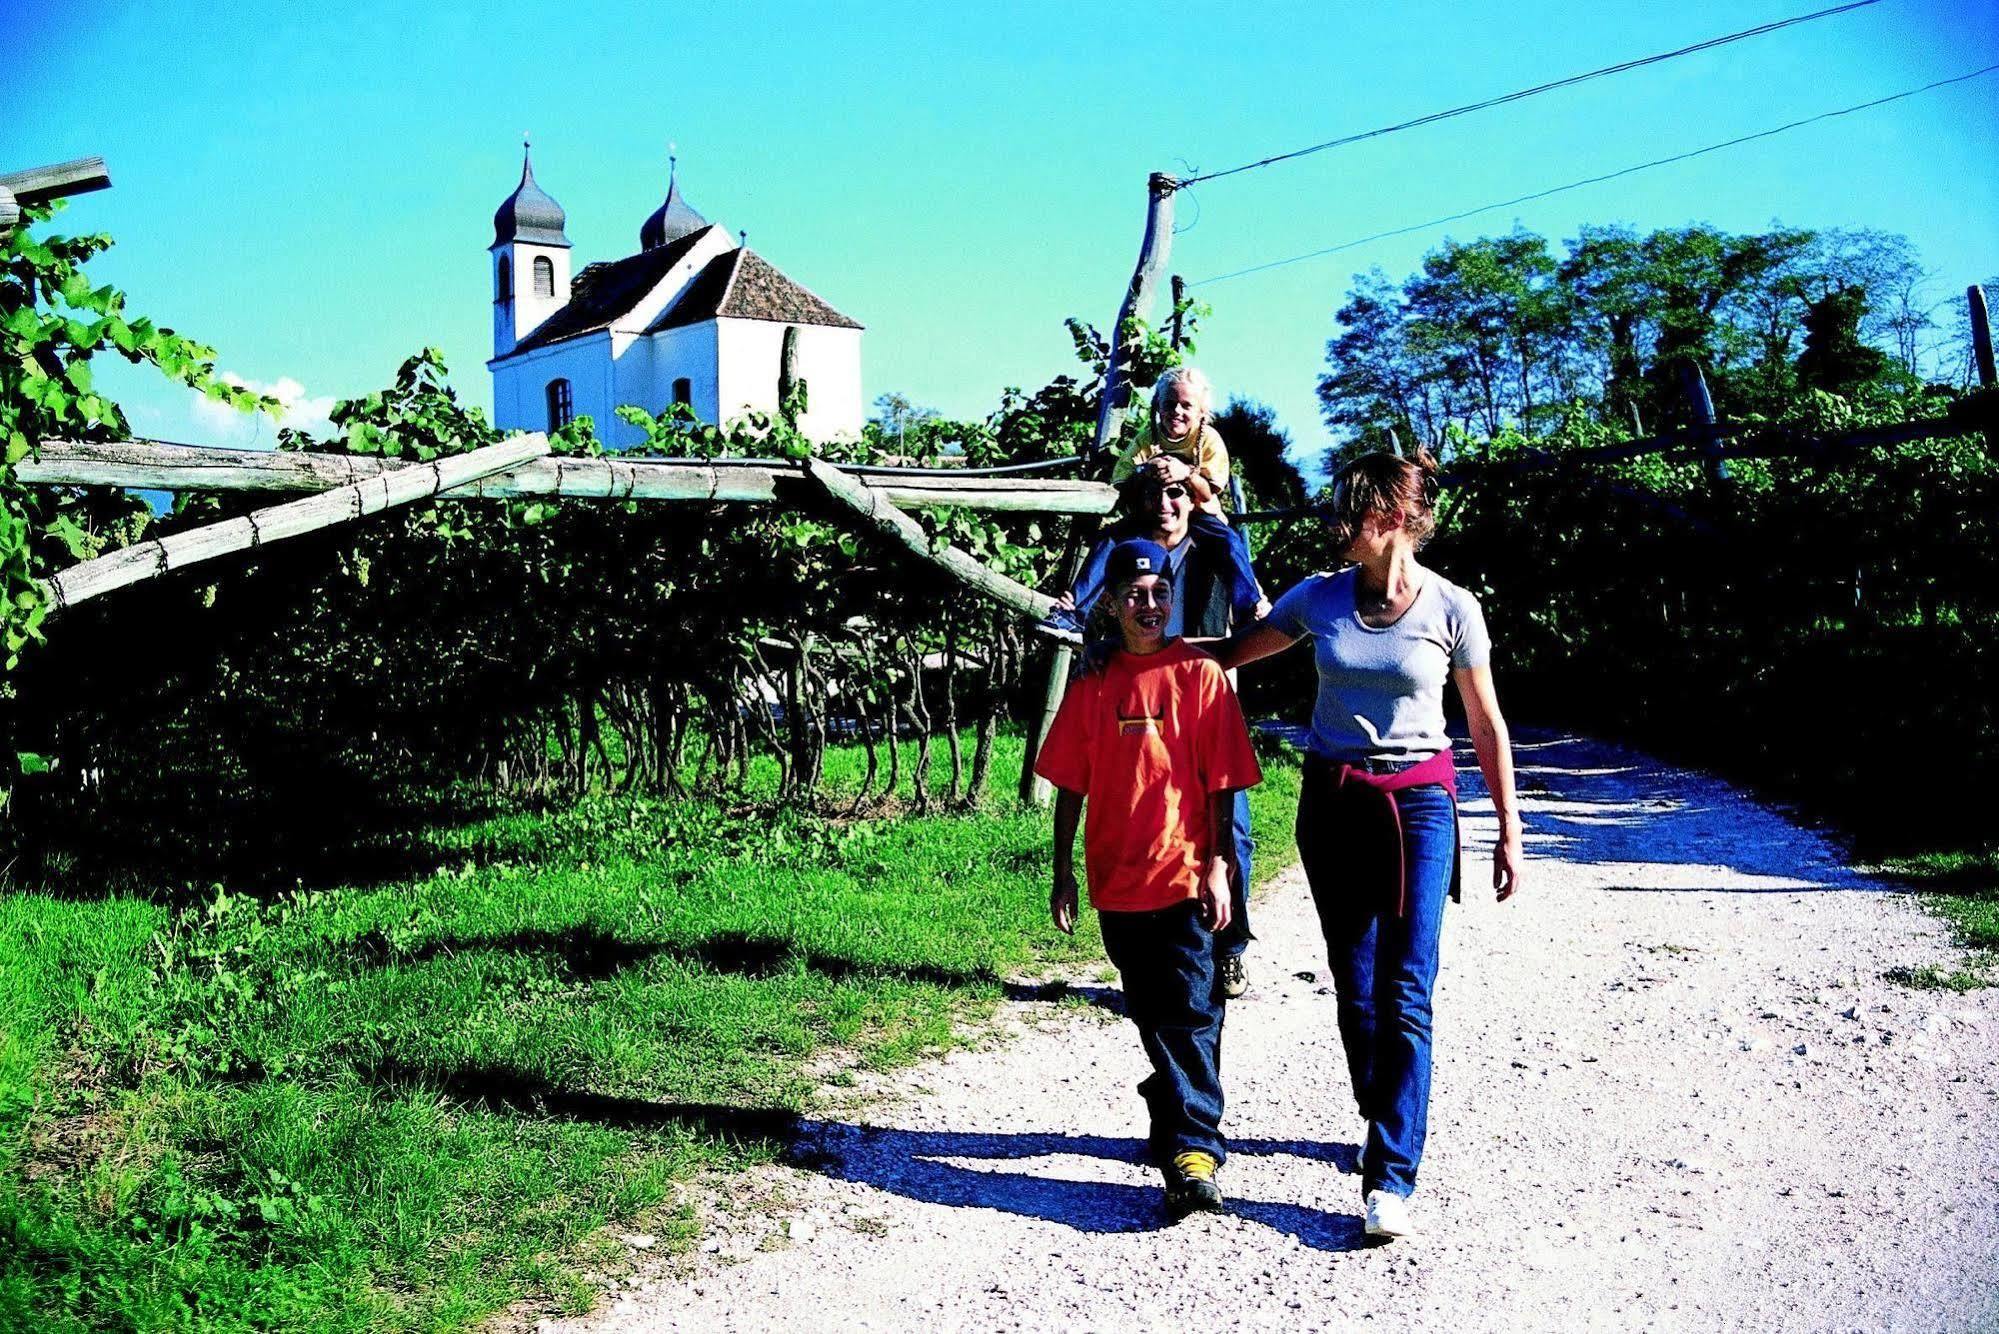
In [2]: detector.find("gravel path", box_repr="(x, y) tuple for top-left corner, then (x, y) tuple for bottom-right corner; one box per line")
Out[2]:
(557, 733), (1999, 1333)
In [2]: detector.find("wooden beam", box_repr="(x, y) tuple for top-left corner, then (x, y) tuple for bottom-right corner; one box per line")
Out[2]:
(798, 456), (1055, 621)
(1026, 172), (1177, 804)
(0, 157), (112, 206)
(44, 434), (548, 611)
(21, 440), (1118, 515)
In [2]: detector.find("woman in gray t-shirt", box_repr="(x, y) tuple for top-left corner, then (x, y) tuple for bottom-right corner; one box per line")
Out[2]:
(1215, 448), (1522, 1243)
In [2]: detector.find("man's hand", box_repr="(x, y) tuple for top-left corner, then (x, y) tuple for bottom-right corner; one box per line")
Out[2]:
(1199, 858), (1233, 933)
(1494, 820), (1524, 902)
(1051, 864), (1080, 934)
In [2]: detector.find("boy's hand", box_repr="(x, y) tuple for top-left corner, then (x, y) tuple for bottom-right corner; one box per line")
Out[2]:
(1051, 865), (1080, 935)
(1199, 858), (1233, 933)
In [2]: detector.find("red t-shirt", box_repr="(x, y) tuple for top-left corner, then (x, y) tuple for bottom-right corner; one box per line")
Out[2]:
(1033, 639), (1264, 913)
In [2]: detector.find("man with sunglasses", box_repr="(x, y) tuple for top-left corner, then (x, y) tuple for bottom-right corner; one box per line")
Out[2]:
(1043, 455), (1271, 998)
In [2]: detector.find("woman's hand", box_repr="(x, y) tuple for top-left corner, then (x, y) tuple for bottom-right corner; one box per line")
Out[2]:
(1494, 818), (1523, 901)
(1455, 663), (1523, 904)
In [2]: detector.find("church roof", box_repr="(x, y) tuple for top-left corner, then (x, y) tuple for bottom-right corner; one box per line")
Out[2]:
(492, 145), (570, 248)
(639, 169), (709, 251)
(507, 226), (719, 356)
(650, 248), (863, 332)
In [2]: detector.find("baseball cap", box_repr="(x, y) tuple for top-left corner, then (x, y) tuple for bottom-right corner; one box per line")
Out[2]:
(1105, 539), (1173, 585)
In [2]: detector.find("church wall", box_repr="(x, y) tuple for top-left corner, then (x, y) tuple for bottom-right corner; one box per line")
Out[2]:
(714, 319), (863, 443)
(489, 332), (613, 438)
(602, 324), (717, 449)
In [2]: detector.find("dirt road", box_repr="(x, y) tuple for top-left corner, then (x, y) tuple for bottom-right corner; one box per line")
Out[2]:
(560, 733), (1999, 1333)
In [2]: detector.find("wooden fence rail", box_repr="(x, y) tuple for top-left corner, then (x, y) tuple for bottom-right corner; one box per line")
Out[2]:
(45, 435), (550, 610)
(21, 440), (1119, 517)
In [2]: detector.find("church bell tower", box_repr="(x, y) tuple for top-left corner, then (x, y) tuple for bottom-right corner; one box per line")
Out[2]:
(490, 139), (571, 359)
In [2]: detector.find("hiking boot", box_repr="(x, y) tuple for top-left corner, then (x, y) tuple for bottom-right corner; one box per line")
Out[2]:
(1364, 1187), (1415, 1239)
(1218, 952), (1248, 1000)
(1164, 1150), (1224, 1218)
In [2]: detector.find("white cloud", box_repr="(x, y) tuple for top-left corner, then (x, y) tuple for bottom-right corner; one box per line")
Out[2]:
(186, 372), (339, 449)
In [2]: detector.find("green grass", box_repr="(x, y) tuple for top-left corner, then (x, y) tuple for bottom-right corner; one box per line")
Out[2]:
(1873, 846), (1999, 992)
(1, 733), (1301, 1331)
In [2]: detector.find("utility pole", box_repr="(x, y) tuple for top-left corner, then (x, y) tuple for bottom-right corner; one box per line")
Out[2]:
(1969, 284), (1996, 389)
(1019, 172), (1177, 805)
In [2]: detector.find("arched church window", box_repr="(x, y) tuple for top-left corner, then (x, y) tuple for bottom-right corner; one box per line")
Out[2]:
(496, 256), (511, 302)
(672, 378), (692, 407)
(546, 379), (572, 432)
(533, 256), (555, 298)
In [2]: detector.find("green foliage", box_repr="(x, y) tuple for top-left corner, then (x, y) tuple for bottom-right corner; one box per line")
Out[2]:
(0, 201), (274, 723)
(1319, 223), (1948, 464)
(0, 741), (1302, 1328)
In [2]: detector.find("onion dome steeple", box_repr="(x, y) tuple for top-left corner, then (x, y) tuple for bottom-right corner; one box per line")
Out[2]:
(640, 155), (709, 251)
(492, 139), (570, 249)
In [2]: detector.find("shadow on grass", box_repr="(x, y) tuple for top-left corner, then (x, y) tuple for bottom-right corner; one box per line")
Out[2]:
(342, 925), (1012, 992)
(338, 925), (1133, 1012)
(362, 1060), (1368, 1253)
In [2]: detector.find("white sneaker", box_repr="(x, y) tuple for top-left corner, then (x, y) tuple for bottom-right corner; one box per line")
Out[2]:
(1364, 1188), (1416, 1239)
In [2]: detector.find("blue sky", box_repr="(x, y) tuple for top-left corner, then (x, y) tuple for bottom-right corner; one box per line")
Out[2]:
(4, 0), (1994, 476)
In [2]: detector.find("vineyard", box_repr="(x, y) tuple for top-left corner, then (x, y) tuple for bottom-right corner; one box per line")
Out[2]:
(2, 152), (1995, 1328)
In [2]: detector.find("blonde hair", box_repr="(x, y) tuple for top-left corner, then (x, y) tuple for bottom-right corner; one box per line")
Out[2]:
(1150, 366), (1214, 431)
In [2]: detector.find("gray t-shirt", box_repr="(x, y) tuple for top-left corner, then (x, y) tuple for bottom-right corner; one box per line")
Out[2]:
(1266, 566), (1491, 763)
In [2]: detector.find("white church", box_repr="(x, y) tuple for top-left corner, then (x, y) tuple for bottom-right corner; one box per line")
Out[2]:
(486, 145), (864, 446)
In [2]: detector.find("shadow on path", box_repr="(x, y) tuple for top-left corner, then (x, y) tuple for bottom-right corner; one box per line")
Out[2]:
(1460, 729), (1890, 894)
(364, 1060), (1367, 1253)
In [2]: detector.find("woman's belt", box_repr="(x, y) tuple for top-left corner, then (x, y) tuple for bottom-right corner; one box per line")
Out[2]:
(1302, 748), (1461, 916)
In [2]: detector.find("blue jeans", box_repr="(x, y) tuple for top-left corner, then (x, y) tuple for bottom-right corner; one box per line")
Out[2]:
(1296, 778), (1457, 1198)
(1099, 901), (1227, 1165)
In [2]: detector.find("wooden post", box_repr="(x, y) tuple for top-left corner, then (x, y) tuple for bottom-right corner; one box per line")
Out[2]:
(779, 325), (803, 426)
(1023, 172), (1178, 805)
(1170, 275), (1187, 351)
(798, 457), (1055, 620)
(44, 434), (548, 611)
(0, 155), (112, 233)
(1677, 360), (1727, 482)
(1969, 285), (1996, 389)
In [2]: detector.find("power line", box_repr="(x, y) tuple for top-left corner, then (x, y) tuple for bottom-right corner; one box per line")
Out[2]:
(1177, 0), (1886, 189)
(1191, 63), (1999, 287)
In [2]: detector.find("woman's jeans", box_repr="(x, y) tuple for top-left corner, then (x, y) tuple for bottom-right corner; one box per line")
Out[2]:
(1296, 778), (1457, 1198)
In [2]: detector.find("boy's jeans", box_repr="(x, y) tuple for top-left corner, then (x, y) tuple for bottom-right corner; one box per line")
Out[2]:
(1297, 780), (1456, 1198)
(1099, 901), (1227, 1165)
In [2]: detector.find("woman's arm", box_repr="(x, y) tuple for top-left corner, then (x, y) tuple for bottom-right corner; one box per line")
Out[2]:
(1210, 621), (1303, 672)
(1454, 663), (1522, 901)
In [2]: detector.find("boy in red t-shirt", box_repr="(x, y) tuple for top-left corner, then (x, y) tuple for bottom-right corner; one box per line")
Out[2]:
(1034, 538), (1263, 1218)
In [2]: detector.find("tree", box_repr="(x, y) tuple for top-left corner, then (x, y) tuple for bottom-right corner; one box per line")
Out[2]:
(1211, 397), (1306, 509)
(1796, 286), (1889, 396)
(870, 392), (939, 452)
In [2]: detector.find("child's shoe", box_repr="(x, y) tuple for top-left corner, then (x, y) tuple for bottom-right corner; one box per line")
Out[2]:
(1164, 1150), (1224, 1218)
